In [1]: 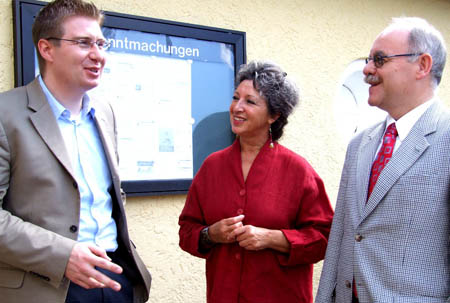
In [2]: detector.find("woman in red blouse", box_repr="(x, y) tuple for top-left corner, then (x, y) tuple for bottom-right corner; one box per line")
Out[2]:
(179, 61), (334, 303)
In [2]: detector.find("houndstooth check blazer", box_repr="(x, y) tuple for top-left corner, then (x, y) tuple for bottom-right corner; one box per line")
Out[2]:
(316, 101), (450, 303)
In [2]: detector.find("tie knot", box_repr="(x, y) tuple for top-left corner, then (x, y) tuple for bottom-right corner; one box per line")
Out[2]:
(386, 123), (398, 137)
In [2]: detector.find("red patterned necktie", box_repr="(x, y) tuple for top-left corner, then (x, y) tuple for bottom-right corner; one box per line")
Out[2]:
(367, 123), (398, 199)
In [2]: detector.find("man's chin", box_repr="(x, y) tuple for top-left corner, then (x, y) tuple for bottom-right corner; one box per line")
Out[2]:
(367, 92), (384, 107)
(83, 81), (101, 92)
(367, 98), (377, 107)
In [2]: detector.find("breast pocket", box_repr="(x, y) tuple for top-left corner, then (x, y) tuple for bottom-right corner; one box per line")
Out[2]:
(0, 266), (25, 289)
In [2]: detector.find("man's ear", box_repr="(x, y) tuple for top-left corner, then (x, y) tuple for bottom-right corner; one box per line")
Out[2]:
(416, 53), (433, 80)
(37, 39), (55, 64)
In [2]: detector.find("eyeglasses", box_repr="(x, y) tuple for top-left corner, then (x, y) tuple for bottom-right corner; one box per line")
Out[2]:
(46, 37), (110, 50)
(365, 53), (422, 68)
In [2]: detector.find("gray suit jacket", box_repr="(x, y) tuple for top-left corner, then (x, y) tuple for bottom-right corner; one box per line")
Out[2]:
(316, 101), (450, 303)
(0, 79), (151, 303)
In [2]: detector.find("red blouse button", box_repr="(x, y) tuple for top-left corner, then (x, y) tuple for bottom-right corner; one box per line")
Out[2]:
(235, 253), (241, 260)
(239, 189), (246, 196)
(237, 208), (244, 215)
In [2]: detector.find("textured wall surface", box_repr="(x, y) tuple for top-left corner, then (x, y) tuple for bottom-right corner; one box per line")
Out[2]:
(1, 0), (449, 302)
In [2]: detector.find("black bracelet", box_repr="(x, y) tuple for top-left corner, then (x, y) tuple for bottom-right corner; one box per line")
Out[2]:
(199, 226), (216, 251)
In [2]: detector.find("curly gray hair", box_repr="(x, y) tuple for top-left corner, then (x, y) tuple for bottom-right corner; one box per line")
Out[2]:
(235, 61), (299, 141)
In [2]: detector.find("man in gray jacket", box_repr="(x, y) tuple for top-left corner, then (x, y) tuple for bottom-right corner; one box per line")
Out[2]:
(316, 17), (449, 303)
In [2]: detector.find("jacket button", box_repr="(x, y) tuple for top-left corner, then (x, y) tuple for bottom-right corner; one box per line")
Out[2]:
(72, 182), (78, 189)
(355, 234), (363, 242)
(345, 280), (352, 288)
(239, 189), (246, 196)
(70, 225), (78, 233)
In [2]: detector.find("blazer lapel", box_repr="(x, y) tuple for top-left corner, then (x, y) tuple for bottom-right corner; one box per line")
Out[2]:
(95, 110), (119, 173)
(361, 102), (441, 221)
(93, 107), (122, 200)
(93, 105), (131, 236)
(27, 79), (75, 178)
(356, 123), (385, 216)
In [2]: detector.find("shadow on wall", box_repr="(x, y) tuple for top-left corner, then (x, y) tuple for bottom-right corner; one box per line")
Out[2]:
(193, 111), (235, 174)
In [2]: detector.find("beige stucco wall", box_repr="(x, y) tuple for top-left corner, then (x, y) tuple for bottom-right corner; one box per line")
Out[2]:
(0, 0), (449, 302)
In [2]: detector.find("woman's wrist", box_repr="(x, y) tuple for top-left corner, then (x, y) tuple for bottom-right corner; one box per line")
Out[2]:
(267, 229), (290, 253)
(198, 226), (216, 253)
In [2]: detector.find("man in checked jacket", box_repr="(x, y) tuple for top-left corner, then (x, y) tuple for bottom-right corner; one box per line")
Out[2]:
(316, 17), (449, 303)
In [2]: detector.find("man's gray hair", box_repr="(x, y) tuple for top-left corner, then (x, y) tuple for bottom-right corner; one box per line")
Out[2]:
(384, 17), (446, 87)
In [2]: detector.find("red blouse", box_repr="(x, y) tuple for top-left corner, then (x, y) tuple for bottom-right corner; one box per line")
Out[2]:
(179, 139), (333, 303)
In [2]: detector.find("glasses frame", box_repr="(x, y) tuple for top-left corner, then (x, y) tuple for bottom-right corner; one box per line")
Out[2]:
(365, 53), (423, 68)
(46, 37), (110, 50)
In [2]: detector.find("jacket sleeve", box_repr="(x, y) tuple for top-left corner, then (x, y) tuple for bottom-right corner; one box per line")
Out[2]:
(277, 166), (334, 266)
(178, 173), (212, 259)
(0, 119), (75, 289)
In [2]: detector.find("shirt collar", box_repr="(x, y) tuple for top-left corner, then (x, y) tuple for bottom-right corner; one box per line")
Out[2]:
(38, 75), (95, 120)
(385, 96), (436, 141)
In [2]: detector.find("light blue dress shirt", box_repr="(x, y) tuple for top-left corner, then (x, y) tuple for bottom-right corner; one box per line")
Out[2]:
(38, 76), (118, 252)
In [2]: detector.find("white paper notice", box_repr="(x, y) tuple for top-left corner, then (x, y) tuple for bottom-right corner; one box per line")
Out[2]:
(91, 52), (193, 181)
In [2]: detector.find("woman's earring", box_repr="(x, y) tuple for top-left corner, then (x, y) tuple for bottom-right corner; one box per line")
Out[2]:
(269, 127), (274, 148)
